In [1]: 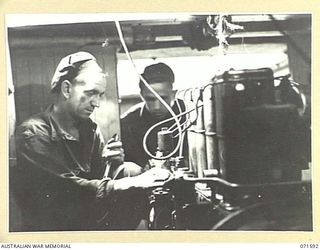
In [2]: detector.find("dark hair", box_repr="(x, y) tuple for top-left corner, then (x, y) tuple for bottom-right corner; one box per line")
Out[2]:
(139, 63), (174, 90)
(139, 78), (174, 90)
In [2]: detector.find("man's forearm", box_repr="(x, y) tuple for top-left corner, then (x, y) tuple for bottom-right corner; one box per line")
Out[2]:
(109, 177), (137, 191)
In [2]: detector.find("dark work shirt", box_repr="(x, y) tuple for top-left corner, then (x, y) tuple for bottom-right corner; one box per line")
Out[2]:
(120, 100), (186, 168)
(14, 105), (114, 231)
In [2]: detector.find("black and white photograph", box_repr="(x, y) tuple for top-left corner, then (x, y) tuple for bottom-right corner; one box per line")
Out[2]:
(6, 13), (312, 234)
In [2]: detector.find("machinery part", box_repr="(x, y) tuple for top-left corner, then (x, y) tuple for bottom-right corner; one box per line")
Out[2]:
(203, 84), (219, 173)
(157, 127), (174, 153)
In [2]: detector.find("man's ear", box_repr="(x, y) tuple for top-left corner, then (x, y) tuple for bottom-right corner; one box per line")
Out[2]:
(61, 80), (72, 99)
(170, 89), (177, 106)
(171, 89), (177, 98)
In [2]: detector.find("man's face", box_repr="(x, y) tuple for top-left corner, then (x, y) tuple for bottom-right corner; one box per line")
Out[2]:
(67, 66), (106, 121)
(140, 82), (175, 120)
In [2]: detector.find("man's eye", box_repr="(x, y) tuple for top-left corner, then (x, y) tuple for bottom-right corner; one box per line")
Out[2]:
(146, 98), (156, 102)
(85, 92), (95, 97)
(85, 91), (98, 97)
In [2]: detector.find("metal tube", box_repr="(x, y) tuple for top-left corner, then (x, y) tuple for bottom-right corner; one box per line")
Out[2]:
(194, 89), (207, 178)
(203, 85), (219, 174)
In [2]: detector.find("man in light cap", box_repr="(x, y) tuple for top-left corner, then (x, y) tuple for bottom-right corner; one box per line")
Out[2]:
(14, 52), (171, 231)
(121, 62), (186, 168)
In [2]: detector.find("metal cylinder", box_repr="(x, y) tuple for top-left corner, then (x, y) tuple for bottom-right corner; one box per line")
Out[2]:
(184, 90), (197, 174)
(194, 89), (207, 178)
(187, 128), (197, 174)
(157, 127), (173, 153)
(203, 84), (219, 173)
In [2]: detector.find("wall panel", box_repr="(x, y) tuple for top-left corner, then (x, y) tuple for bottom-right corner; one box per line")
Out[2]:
(9, 43), (120, 142)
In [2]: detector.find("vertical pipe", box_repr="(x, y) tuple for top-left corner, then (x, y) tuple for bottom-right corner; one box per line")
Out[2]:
(194, 89), (207, 178)
(184, 90), (197, 175)
(203, 85), (219, 174)
(187, 129), (197, 175)
(214, 82), (227, 179)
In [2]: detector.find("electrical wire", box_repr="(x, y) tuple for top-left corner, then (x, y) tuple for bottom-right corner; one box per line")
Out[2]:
(142, 103), (204, 159)
(167, 99), (183, 131)
(169, 86), (204, 133)
(168, 88), (193, 133)
(195, 186), (212, 202)
(289, 80), (307, 116)
(180, 88), (193, 124)
(169, 98), (186, 157)
(171, 85), (207, 138)
(178, 131), (186, 157)
(170, 119), (189, 136)
(115, 20), (183, 160)
(172, 90), (202, 138)
(275, 75), (307, 116)
(147, 103), (203, 127)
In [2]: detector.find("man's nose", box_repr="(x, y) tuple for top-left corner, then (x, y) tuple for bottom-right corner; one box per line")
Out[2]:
(91, 97), (100, 108)
(153, 100), (162, 110)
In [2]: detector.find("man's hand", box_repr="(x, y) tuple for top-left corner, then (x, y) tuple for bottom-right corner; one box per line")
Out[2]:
(102, 140), (125, 165)
(112, 166), (172, 191)
(133, 167), (172, 189)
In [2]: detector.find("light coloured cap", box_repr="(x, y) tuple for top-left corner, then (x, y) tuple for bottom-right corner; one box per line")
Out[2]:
(50, 51), (96, 92)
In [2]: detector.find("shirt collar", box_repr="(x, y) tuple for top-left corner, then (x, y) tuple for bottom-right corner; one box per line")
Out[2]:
(43, 105), (96, 142)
